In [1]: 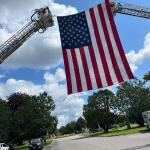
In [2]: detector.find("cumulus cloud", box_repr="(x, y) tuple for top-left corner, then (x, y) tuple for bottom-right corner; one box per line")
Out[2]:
(0, 29), (12, 44)
(0, 68), (85, 127)
(0, 74), (5, 79)
(126, 32), (150, 72)
(0, 0), (78, 69)
(0, 79), (43, 99)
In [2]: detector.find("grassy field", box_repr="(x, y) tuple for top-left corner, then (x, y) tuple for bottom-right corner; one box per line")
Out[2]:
(15, 139), (53, 150)
(88, 126), (147, 137)
(57, 133), (75, 139)
(15, 141), (29, 150)
(15, 126), (148, 149)
(44, 139), (53, 146)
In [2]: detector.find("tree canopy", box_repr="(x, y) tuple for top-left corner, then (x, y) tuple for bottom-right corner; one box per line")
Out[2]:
(115, 79), (150, 128)
(59, 117), (86, 134)
(0, 92), (57, 145)
(83, 89), (117, 132)
(143, 71), (150, 81)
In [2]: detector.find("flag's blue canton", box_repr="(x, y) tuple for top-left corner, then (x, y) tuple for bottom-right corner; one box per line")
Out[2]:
(58, 12), (92, 49)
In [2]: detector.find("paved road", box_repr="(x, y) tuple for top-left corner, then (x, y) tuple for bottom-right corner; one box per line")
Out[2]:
(46, 133), (150, 150)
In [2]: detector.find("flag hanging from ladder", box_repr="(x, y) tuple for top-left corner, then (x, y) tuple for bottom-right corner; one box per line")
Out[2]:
(57, 0), (134, 94)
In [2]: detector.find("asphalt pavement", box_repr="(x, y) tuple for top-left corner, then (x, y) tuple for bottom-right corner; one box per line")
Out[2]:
(45, 132), (150, 150)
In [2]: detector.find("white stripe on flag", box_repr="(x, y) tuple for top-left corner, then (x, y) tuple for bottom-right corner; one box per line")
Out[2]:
(75, 48), (88, 91)
(85, 10), (107, 87)
(84, 46), (98, 89)
(93, 6), (118, 84)
(102, 2), (128, 80)
(66, 49), (77, 93)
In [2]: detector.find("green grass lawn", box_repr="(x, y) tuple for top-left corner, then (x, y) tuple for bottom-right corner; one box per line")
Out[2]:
(57, 133), (75, 139)
(44, 139), (53, 146)
(15, 139), (53, 150)
(88, 126), (147, 137)
(15, 141), (29, 150)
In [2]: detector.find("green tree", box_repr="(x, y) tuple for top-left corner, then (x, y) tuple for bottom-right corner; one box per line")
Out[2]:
(0, 99), (11, 143)
(6, 92), (57, 145)
(128, 79), (150, 126)
(59, 121), (77, 134)
(75, 117), (86, 132)
(47, 116), (58, 135)
(143, 71), (150, 81)
(7, 93), (32, 145)
(116, 79), (150, 128)
(83, 89), (117, 132)
(116, 82), (134, 129)
(83, 106), (99, 131)
(36, 92), (55, 112)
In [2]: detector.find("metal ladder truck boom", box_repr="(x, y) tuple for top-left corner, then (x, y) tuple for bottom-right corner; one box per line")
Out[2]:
(110, 0), (150, 19)
(0, 1), (150, 64)
(0, 7), (54, 64)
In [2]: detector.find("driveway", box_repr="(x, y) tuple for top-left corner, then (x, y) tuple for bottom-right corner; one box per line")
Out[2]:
(46, 133), (150, 150)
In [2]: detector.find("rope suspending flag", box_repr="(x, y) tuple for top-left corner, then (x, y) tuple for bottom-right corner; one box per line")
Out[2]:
(57, 0), (134, 95)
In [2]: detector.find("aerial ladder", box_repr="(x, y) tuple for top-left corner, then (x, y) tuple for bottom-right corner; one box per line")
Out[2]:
(0, 7), (54, 64)
(0, 1), (150, 64)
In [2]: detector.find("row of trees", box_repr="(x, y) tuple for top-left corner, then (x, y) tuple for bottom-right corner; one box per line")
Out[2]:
(59, 73), (150, 133)
(83, 78), (150, 132)
(143, 71), (150, 81)
(2, 71), (149, 141)
(59, 117), (86, 134)
(0, 92), (57, 145)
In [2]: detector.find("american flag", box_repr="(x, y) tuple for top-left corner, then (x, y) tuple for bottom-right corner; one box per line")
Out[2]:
(57, 0), (134, 94)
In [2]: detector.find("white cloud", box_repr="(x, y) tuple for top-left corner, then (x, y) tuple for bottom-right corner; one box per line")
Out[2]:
(54, 93), (85, 128)
(126, 32), (150, 72)
(55, 68), (66, 81)
(1, 0), (149, 72)
(44, 68), (66, 84)
(0, 0), (78, 69)
(0, 68), (85, 127)
(0, 79), (43, 99)
(0, 74), (5, 79)
(0, 29), (12, 44)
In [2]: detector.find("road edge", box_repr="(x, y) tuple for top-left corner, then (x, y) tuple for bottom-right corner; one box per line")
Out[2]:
(44, 139), (55, 150)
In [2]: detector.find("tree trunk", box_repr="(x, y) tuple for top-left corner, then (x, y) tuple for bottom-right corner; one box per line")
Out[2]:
(104, 124), (109, 133)
(126, 116), (131, 129)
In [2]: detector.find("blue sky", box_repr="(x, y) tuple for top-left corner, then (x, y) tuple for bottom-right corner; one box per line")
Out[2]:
(0, 0), (150, 127)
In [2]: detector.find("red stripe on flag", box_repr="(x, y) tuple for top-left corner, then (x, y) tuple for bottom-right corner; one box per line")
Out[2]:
(79, 47), (93, 90)
(89, 8), (113, 86)
(105, 0), (134, 79)
(63, 49), (72, 94)
(71, 48), (83, 92)
(98, 4), (124, 83)
(88, 45), (102, 88)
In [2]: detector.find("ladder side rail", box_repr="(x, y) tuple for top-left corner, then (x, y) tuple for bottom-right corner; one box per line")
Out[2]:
(0, 27), (37, 61)
(0, 21), (36, 50)
(0, 22), (38, 62)
(0, 22), (36, 55)
(0, 7), (54, 64)
(117, 9), (150, 19)
(1, 23), (37, 53)
(116, 2), (150, 19)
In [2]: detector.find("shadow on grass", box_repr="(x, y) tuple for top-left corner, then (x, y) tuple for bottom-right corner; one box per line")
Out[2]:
(15, 145), (28, 150)
(72, 135), (92, 140)
(73, 126), (149, 140)
(139, 129), (150, 133)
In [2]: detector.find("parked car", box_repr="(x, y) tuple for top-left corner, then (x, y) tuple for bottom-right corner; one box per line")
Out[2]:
(0, 143), (9, 150)
(28, 138), (43, 150)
